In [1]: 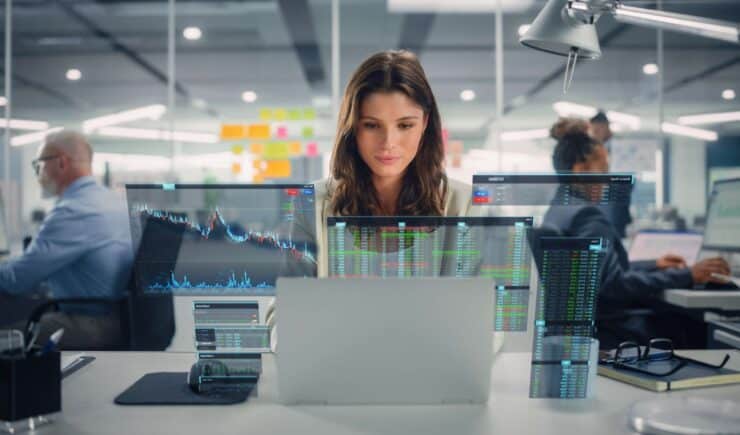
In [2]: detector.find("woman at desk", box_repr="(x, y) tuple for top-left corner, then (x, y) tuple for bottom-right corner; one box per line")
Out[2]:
(313, 50), (474, 277)
(542, 131), (731, 348)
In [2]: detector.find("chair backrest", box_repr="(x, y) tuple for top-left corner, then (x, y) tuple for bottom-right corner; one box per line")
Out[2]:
(125, 215), (179, 351)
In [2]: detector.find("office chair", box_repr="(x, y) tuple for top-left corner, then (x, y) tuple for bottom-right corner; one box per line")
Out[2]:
(24, 215), (179, 351)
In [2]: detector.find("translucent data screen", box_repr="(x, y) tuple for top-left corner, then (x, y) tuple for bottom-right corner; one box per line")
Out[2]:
(126, 184), (317, 295)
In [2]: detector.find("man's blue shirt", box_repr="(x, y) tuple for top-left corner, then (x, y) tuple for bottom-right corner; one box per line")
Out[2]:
(0, 176), (133, 311)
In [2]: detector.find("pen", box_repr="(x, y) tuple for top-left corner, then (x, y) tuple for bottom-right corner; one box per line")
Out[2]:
(38, 329), (64, 356)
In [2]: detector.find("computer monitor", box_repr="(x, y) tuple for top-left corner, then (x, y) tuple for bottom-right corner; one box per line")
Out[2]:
(703, 178), (740, 252)
(125, 184), (317, 296)
(0, 190), (9, 255)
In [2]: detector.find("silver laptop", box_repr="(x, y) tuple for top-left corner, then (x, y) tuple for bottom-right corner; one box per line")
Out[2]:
(276, 277), (494, 405)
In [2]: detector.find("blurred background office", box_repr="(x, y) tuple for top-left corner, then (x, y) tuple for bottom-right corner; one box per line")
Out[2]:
(0, 0), (738, 348)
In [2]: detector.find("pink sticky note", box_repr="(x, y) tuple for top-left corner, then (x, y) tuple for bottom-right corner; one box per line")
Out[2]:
(276, 125), (289, 139)
(306, 142), (318, 156)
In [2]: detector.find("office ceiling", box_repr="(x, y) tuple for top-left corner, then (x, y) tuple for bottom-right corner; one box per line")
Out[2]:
(3, 0), (740, 151)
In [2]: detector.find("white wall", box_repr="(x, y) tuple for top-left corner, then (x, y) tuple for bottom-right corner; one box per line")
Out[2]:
(669, 137), (707, 224)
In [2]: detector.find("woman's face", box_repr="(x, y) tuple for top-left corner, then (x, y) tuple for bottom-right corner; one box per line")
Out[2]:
(355, 91), (427, 184)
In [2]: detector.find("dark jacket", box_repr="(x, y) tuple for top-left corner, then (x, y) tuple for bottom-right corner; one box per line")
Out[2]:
(543, 199), (693, 313)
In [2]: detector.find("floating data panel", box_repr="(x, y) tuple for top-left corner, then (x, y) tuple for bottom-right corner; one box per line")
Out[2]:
(125, 184), (317, 295)
(528, 236), (605, 399)
(195, 353), (262, 392)
(472, 173), (635, 206)
(193, 301), (270, 352)
(327, 216), (533, 331)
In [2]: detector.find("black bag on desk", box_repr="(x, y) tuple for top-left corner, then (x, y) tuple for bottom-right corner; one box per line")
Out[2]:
(0, 351), (61, 421)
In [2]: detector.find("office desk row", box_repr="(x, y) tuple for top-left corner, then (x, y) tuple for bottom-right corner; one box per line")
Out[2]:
(40, 349), (740, 435)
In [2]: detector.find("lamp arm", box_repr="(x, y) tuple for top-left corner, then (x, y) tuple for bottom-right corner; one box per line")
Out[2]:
(611, 3), (739, 44)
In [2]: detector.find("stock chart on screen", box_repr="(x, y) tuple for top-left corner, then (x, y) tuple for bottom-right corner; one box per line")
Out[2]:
(126, 184), (317, 295)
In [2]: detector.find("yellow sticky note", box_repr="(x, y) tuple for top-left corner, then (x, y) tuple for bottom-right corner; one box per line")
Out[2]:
(264, 142), (290, 160)
(250, 143), (265, 155)
(259, 108), (273, 121)
(301, 126), (314, 139)
(288, 109), (302, 121)
(273, 108), (287, 121)
(231, 144), (245, 155)
(247, 124), (270, 140)
(220, 125), (246, 140)
(304, 108), (316, 120)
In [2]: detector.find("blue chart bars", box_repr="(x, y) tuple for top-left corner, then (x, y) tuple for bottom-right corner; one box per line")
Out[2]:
(326, 216), (533, 331)
(125, 184), (317, 295)
(472, 174), (634, 206)
(529, 237), (605, 399)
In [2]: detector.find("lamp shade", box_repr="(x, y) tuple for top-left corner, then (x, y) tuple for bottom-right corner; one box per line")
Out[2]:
(520, 0), (602, 59)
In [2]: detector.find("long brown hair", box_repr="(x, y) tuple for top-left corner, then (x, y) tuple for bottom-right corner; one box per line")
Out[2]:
(329, 50), (447, 216)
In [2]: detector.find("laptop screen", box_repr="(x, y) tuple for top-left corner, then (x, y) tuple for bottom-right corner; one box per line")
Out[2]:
(703, 178), (740, 253)
(628, 231), (703, 266)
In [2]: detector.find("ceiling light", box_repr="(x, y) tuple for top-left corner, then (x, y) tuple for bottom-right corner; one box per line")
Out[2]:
(553, 101), (641, 130)
(661, 123), (718, 141)
(722, 89), (736, 100)
(387, 0), (535, 13)
(183, 26), (202, 41)
(642, 63), (659, 75)
(0, 119), (50, 131)
(518, 24), (531, 37)
(191, 98), (208, 109)
(460, 90), (476, 102)
(66, 68), (82, 81)
(0, 97), (6, 107)
(10, 127), (63, 147)
(95, 126), (219, 144)
(82, 104), (167, 133)
(500, 128), (550, 142)
(241, 91), (258, 103)
(677, 111), (740, 126)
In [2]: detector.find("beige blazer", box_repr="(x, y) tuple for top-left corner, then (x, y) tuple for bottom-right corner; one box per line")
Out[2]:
(312, 177), (477, 277)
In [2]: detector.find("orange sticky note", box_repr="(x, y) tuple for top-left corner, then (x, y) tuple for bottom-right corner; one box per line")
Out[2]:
(288, 142), (302, 155)
(250, 143), (265, 155)
(231, 162), (242, 174)
(256, 159), (291, 178)
(247, 124), (270, 140)
(220, 125), (246, 140)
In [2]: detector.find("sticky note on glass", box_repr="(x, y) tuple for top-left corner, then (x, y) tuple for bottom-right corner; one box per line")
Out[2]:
(247, 124), (270, 140)
(231, 144), (245, 155)
(306, 142), (319, 156)
(220, 125), (246, 140)
(302, 126), (314, 139)
(231, 162), (242, 174)
(254, 159), (291, 178)
(273, 109), (287, 121)
(259, 109), (273, 121)
(288, 109), (302, 121)
(304, 108), (316, 120)
(288, 142), (302, 155)
(276, 125), (289, 139)
(264, 142), (289, 159)
(250, 143), (265, 155)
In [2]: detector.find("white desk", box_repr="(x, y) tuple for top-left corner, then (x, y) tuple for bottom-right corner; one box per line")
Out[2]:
(38, 350), (740, 435)
(663, 289), (740, 311)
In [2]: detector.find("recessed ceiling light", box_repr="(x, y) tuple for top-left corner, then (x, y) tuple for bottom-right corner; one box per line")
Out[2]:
(66, 68), (82, 81)
(241, 91), (258, 103)
(460, 89), (476, 102)
(517, 24), (531, 37)
(722, 89), (736, 101)
(642, 63), (659, 75)
(0, 97), (6, 106)
(191, 98), (208, 109)
(312, 96), (332, 108)
(183, 26), (202, 41)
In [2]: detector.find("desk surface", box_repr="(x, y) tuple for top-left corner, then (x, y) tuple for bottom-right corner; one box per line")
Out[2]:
(663, 289), (740, 310)
(41, 350), (740, 435)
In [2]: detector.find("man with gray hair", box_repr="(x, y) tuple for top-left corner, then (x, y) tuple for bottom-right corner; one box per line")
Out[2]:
(0, 130), (133, 348)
